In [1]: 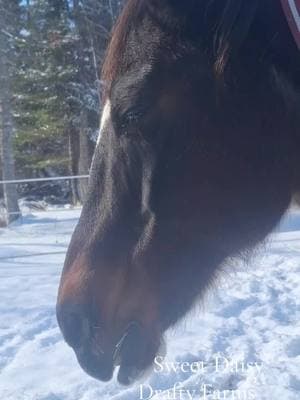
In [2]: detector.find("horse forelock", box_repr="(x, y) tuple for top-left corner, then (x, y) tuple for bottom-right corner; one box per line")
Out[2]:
(102, 0), (299, 100)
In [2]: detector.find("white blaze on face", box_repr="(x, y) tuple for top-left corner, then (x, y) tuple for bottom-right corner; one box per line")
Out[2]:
(97, 100), (111, 145)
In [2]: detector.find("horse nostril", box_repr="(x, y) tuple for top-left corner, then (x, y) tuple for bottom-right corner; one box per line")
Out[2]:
(56, 304), (90, 349)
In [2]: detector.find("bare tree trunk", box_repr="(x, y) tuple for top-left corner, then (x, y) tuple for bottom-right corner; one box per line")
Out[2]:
(0, 18), (20, 225)
(68, 127), (81, 205)
(0, 103), (20, 224)
(72, 1), (94, 203)
(78, 110), (92, 202)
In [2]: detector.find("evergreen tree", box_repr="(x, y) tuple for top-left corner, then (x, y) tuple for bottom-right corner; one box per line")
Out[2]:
(14, 0), (70, 178)
(0, 0), (21, 224)
(2, 0), (124, 207)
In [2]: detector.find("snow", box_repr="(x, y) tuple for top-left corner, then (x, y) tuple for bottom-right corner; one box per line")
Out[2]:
(0, 207), (300, 400)
(20, 29), (30, 38)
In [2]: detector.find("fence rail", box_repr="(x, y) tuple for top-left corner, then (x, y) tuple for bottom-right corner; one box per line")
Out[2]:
(6, 206), (83, 216)
(0, 175), (88, 218)
(0, 251), (67, 261)
(0, 174), (89, 185)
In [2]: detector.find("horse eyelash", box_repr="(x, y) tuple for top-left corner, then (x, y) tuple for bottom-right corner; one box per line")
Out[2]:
(119, 109), (144, 136)
(122, 110), (142, 125)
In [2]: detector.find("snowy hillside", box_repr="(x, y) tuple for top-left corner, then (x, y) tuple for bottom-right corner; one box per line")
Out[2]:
(0, 208), (300, 400)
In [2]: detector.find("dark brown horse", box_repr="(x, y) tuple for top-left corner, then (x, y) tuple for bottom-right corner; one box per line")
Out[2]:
(57, 0), (300, 385)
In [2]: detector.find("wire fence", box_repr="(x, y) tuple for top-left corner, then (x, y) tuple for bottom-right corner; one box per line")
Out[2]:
(0, 175), (87, 261)
(0, 175), (90, 185)
(0, 251), (67, 261)
(0, 174), (89, 217)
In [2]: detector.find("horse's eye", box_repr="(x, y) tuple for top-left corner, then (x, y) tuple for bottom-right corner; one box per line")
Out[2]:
(121, 110), (140, 128)
(118, 109), (144, 137)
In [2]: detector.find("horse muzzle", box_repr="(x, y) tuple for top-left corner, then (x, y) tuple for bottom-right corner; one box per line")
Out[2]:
(56, 303), (162, 384)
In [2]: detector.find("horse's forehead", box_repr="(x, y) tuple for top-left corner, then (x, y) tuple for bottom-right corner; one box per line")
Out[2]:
(110, 64), (154, 101)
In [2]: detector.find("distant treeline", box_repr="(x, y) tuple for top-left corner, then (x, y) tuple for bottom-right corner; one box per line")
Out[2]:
(0, 0), (123, 222)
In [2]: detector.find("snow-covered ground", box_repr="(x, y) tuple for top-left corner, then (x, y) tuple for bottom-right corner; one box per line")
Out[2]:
(0, 207), (300, 400)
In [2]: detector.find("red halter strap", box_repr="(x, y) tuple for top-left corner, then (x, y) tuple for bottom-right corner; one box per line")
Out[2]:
(281, 0), (300, 49)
